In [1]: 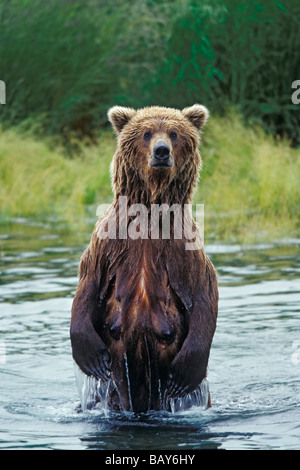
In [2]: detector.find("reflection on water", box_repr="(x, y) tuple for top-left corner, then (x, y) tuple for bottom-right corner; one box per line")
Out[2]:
(0, 218), (299, 450)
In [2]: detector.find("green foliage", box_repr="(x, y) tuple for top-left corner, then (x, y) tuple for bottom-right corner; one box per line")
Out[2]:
(0, 0), (299, 144)
(0, 0), (132, 137)
(150, 0), (300, 144)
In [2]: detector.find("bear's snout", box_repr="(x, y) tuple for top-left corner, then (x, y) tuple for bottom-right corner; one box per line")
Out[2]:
(154, 143), (170, 160)
(150, 140), (173, 169)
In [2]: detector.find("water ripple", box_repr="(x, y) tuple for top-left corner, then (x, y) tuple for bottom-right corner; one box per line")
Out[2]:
(0, 220), (299, 449)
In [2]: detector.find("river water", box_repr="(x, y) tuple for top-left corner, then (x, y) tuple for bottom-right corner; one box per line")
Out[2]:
(0, 219), (299, 450)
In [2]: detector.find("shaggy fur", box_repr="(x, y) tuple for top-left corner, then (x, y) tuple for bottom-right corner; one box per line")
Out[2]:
(70, 104), (218, 412)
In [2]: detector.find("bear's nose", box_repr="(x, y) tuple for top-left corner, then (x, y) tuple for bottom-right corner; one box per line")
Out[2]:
(154, 144), (170, 161)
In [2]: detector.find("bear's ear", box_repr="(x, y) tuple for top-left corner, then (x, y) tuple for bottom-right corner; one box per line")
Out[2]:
(181, 104), (209, 130)
(108, 106), (136, 134)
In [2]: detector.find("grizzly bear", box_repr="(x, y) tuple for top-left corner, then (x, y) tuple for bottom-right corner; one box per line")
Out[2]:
(70, 104), (218, 412)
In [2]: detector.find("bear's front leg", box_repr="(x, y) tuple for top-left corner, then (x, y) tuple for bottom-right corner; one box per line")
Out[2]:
(166, 287), (218, 399)
(70, 278), (111, 381)
(167, 335), (210, 398)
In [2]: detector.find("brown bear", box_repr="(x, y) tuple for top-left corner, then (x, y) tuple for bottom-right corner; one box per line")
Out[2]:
(70, 104), (218, 412)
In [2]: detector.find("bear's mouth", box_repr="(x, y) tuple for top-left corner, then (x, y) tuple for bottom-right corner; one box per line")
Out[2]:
(149, 160), (174, 169)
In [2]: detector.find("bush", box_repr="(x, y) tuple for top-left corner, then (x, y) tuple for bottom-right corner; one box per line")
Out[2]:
(149, 0), (300, 145)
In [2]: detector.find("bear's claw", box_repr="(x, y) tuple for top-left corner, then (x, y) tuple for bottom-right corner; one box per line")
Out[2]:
(80, 352), (111, 381)
(71, 327), (111, 382)
(166, 373), (191, 398)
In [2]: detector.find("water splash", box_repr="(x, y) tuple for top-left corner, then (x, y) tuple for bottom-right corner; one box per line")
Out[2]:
(73, 362), (110, 414)
(123, 353), (133, 412)
(168, 378), (211, 413)
(74, 361), (210, 414)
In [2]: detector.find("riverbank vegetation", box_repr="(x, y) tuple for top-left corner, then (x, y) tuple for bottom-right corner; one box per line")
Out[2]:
(0, 0), (299, 242)
(1, 112), (299, 243)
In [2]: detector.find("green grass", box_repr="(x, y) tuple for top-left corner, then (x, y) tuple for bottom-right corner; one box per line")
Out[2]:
(197, 111), (300, 241)
(1, 112), (299, 243)
(0, 127), (113, 227)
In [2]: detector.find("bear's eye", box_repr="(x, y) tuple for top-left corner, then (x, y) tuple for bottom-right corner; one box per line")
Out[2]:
(143, 130), (152, 141)
(170, 131), (178, 141)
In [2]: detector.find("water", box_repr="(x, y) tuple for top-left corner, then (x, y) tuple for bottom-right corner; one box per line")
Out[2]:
(73, 363), (210, 415)
(0, 218), (299, 450)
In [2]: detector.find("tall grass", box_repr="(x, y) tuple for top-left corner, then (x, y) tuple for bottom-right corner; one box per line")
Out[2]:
(196, 111), (300, 241)
(1, 0), (299, 144)
(0, 126), (113, 226)
(1, 114), (299, 242)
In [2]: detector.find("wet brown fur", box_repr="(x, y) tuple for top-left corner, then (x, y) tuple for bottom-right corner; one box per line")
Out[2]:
(70, 104), (218, 412)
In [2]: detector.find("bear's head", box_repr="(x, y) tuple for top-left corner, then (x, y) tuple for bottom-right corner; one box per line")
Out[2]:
(108, 104), (209, 205)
